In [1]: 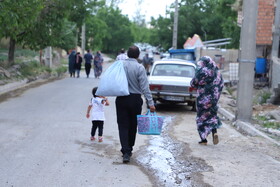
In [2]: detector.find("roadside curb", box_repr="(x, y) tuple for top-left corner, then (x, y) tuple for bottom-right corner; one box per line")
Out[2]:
(0, 76), (65, 97)
(0, 79), (28, 95)
(218, 106), (280, 146)
(218, 107), (235, 121)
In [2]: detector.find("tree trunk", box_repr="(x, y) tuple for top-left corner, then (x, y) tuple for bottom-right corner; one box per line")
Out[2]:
(8, 38), (16, 65)
(40, 50), (43, 65)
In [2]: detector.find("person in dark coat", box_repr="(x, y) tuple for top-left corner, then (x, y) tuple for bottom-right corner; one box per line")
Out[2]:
(84, 49), (93, 78)
(68, 50), (76, 77)
(190, 56), (224, 145)
(93, 51), (104, 78)
(74, 52), (83, 78)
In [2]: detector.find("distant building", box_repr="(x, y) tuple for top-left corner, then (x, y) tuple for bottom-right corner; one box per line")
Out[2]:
(183, 34), (204, 49)
(256, 0), (274, 58)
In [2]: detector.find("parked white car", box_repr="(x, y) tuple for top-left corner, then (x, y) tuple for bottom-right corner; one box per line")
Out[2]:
(148, 59), (197, 110)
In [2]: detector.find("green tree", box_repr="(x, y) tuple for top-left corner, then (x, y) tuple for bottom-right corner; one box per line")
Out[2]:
(96, 6), (133, 53)
(150, 16), (173, 51)
(85, 15), (108, 50)
(21, 0), (76, 51)
(0, 0), (44, 64)
(177, 0), (223, 48)
(216, 0), (240, 48)
(130, 23), (151, 43)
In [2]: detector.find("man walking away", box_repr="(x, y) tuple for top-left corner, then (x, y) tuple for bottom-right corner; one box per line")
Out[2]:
(84, 49), (93, 78)
(115, 45), (156, 163)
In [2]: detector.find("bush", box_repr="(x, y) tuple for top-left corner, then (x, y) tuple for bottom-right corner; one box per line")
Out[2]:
(15, 49), (38, 57)
(255, 114), (280, 130)
(18, 61), (51, 78)
(253, 90), (272, 104)
(54, 66), (67, 76)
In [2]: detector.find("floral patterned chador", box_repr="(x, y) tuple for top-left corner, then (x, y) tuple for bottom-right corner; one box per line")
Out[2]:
(190, 56), (224, 140)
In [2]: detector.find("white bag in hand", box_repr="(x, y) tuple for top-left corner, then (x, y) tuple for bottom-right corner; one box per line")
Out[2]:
(96, 60), (129, 96)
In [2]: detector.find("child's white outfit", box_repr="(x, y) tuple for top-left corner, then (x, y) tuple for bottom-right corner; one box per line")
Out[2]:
(89, 97), (106, 140)
(90, 97), (105, 121)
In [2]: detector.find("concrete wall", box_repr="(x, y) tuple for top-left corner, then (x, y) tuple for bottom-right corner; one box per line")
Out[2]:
(196, 48), (239, 70)
(197, 48), (239, 62)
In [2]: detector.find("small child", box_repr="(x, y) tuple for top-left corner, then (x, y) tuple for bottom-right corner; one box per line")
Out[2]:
(86, 87), (109, 142)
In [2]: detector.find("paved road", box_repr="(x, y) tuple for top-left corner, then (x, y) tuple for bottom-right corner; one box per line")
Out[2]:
(0, 67), (154, 187)
(1, 56), (280, 187)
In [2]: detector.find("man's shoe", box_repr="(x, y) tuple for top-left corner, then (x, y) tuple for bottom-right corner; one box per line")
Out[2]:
(123, 153), (130, 163)
(213, 133), (219, 145)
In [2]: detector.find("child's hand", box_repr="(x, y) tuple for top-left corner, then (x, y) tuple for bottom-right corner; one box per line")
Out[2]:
(105, 100), (109, 106)
(102, 98), (109, 105)
(86, 113), (90, 118)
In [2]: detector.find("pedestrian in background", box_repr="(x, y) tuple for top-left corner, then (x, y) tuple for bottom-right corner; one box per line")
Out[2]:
(190, 56), (224, 145)
(68, 50), (76, 77)
(75, 52), (83, 78)
(84, 49), (93, 78)
(142, 53), (152, 75)
(115, 46), (155, 163)
(93, 51), (104, 78)
(116, 48), (128, 61)
(86, 87), (109, 142)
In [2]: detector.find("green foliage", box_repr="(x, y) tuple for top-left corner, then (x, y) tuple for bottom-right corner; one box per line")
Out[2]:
(0, 0), (44, 40)
(95, 6), (134, 53)
(216, 0), (241, 48)
(130, 23), (151, 44)
(255, 114), (280, 130)
(85, 16), (108, 50)
(0, 53), (7, 63)
(20, 0), (77, 51)
(18, 61), (49, 77)
(262, 122), (280, 129)
(0, 0), (241, 61)
(150, 16), (173, 51)
(54, 66), (67, 76)
(14, 49), (38, 57)
(253, 90), (272, 105)
(148, 0), (240, 50)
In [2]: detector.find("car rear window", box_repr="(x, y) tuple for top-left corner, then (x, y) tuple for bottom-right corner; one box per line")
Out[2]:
(152, 64), (195, 77)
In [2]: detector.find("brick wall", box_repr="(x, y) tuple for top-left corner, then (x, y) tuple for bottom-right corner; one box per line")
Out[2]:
(256, 0), (275, 45)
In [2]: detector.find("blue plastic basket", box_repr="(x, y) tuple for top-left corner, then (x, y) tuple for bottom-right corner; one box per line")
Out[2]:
(137, 110), (164, 135)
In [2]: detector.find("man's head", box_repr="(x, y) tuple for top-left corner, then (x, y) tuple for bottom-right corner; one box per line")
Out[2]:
(127, 46), (140, 59)
(120, 48), (125, 53)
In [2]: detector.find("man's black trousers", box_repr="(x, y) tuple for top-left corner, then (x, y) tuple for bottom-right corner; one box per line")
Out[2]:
(116, 94), (143, 155)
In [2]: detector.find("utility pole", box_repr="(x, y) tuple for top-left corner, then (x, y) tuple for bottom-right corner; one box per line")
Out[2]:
(45, 47), (52, 68)
(172, 0), (178, 49)
(272, 0), (280, 57)
(270, 0), (280, 89)
(236, 0), (259, 121)
(81, 23), (86, 56)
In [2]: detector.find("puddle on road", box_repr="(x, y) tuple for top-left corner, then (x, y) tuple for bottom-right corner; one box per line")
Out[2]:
(136, 116), (212, 186)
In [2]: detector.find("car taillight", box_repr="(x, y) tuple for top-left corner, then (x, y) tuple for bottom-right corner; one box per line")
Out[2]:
(188, 87), (197, 92)
(150, 84), (162, 91)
